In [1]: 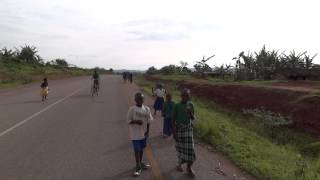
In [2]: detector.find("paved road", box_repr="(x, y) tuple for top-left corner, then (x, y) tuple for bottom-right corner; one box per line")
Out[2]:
(0, 75), (254, 180)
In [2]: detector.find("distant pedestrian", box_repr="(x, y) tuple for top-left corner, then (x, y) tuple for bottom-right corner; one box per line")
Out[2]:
(153, 84), (165, 115)
(172, 89), (196, 177)
(127, 92), (153, 177)
(129, 73), (133, 84)
(40, 78), (49, 101)
(123, 72), (127, 83)
(162, 93), (175, 138)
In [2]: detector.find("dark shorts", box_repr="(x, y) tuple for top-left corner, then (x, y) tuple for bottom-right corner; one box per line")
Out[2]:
(154, 97), (164, 110)
(132, 139), (147, 152)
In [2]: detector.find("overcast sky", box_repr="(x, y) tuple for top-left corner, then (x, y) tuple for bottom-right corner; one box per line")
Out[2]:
(0, 0), (319, 70)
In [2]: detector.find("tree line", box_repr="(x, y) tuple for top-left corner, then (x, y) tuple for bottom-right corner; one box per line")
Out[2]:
(0, 45), (69, 68)
(0, 45), (113, 73)
(146, 46), (320, 81)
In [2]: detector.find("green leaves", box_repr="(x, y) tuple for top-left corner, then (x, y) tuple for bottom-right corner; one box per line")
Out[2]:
(235, 46), (319, 81)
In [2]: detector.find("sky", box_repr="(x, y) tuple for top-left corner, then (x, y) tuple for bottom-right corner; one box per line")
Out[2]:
(0, 0), (319, 70)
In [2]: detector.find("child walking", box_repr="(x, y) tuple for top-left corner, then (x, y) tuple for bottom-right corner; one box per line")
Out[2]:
(162, 93), (175, 138)
(40, 78), (49, 101)
(127, 92), (153, 176)
(153, 84), (165, 115)
(172, 89), (196, 177)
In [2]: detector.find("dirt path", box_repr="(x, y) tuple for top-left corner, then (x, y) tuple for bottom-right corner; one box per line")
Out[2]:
(269, 81), (320, 93)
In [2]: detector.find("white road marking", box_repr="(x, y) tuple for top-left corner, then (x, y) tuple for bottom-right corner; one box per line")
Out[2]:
(0, 87), (83, 138)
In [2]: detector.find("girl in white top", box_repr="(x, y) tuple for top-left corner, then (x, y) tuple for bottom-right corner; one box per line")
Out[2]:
(153, 84), (166, 115)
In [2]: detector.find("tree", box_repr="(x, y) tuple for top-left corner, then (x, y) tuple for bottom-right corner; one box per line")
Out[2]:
(233, 52), (245, 81)
(280, 51), (306, 80)
(55, 58), (68, 67)
(233, 46), (281, 81)
(146, 66), (158, 75)
(0, 47), (17, 62)
(310, 64), (320, 80)
(159, 65), (180, 74)
(213, 64), (233, 80)
(179, 61), (191, 73)
(194, 54), (215, 78)
(18, 45), (41, 64)
(254, 46), (279, 80)
(280, 51), (318, 80)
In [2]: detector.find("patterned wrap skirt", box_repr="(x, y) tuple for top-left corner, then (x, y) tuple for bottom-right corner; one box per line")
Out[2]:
(175, 124), (196, 164)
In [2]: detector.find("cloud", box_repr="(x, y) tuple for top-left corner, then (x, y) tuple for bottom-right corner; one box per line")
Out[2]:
(123, 19), (222, 41)
(0, 24), (25, 33)
(126, 31), (187, 41)
(124, 19), (191, 41)
(0, 0), (319, 69)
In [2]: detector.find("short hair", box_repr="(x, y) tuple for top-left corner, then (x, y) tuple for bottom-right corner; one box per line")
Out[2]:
(135, 92), (144, 99)
(180, 88), (190, 96)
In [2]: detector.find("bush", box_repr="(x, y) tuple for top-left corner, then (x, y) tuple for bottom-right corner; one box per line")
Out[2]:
(300, 142), (320, 158)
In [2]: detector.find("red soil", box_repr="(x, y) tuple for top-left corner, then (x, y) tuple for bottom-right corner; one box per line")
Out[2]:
(181, 82), (320, 136)
(145, 76), (320, 137)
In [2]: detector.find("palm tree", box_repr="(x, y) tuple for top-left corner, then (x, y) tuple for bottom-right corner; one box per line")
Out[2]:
(18, 45), (40, 64)
(194, 54), (215, 78)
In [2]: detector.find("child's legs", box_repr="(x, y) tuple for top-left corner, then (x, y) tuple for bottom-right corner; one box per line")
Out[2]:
(140, 138), (147, 161)
(135, 151), (141, 165)
(163, 117), (172, 136)
(167, 118), (172, 135)
(133, 139), (147, 167)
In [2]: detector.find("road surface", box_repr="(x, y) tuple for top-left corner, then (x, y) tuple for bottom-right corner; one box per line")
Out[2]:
(0, 75), (254, 180)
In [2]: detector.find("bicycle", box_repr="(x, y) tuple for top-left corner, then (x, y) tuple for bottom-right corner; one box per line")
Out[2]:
(91, 82), (99, 96)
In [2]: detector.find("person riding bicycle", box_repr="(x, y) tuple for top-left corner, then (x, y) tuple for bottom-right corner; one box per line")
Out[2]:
(92, 69), (100, 90)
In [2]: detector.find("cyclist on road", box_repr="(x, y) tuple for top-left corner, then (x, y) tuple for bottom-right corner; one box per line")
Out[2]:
(92, 69), (100, 91)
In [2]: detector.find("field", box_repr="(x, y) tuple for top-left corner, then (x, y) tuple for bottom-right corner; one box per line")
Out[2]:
(136, 74), (320, 180)
(0, 62), (91, 88)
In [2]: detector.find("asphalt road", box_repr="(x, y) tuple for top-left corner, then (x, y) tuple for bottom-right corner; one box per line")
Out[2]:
(0, 75), (254, 180)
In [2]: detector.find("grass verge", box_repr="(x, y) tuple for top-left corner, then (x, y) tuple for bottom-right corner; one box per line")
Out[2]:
(135, 75), (320, 180)
(0, 62), (91, 88)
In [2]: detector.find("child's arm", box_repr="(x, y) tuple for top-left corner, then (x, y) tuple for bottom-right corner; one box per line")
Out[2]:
(172, 105), (177, 139)
(145, 123), (150, 138)
(162, 103), (166, 117)
(129, 120), (143, 125)
(145, 107), (153, 138)
(187, 102), (195, 120)
(127, 108), (143, 125)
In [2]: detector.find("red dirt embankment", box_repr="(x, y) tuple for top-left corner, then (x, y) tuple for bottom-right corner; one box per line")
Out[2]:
(146, 76), (320, 137)
(183, 82), (320, 136)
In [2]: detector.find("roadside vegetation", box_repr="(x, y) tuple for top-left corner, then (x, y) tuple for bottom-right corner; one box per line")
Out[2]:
(136, 75), (320, 180)
(0, 45), (113, 88)
(146, 46), (320, 81)
(138, 46), (320, 180)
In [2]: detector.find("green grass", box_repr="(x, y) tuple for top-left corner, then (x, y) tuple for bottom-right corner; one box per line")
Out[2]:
(0, 62), (91, 88)
(135, 75), (320, 180)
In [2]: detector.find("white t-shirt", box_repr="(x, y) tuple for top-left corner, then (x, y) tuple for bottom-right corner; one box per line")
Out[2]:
(154, 88), (165, 98)
(127, 105), (153, 140)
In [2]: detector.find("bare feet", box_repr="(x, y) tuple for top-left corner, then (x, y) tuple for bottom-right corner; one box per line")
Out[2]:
(176, 165), (183, 172)
(187, 167), (195, 177)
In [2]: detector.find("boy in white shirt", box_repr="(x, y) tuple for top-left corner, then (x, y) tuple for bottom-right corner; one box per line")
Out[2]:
(127, 92), (153, 176)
